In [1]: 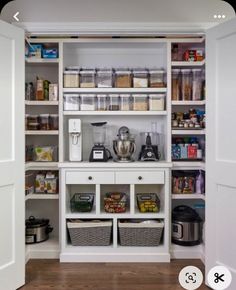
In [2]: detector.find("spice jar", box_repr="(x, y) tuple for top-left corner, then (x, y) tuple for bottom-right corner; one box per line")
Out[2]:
(120, 94), (131, 111)
(108, 94), (120, 111)
(181, 69), (192, 101)
(133, 94), (148, 111)
(149, 94), (165, 111)
(63, 70), (79, 88)
(192, 69), (202, 101)
(149, 69), (165, 88)
(96, 69), (113, 88)
(115, 69), (132, 88)
(133, 69), (148, 88)
(39, 114), (50, 130)
(80, 69), (96, 88)
(172, 69), (181, 100)
(97, 94), (108, 111)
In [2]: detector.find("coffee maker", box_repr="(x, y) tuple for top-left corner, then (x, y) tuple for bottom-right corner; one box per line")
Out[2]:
(69, 119), (82, 161)
(89, 122), (111, 162)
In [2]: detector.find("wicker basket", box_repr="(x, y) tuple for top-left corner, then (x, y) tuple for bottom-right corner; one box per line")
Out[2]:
(118, 221), (164, 247)
(67, 220), (112, 246)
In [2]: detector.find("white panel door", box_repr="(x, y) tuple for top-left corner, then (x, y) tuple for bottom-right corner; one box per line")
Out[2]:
(0, 20), (25, 290)
(206, 17), (236, 289)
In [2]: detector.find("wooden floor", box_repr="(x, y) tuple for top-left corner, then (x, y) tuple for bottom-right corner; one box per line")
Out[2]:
(20, 259), (209, 290)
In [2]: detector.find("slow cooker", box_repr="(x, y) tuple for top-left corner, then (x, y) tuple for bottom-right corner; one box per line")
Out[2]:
(172, 205), (202, 246)
(25, 216), (53, 244)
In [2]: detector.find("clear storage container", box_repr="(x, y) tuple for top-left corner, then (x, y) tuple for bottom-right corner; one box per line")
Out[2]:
(80, 94), (96, 111)
(149, 94), (165, 111)
(133, 69), (148, 88)
(108, 94), (120, 111)
(181, 69), (192, 101)
(149, 69), (166, 88)
(96, 69), (113, 88)
(27, 115), (39, 130)
(63, 94), (80, 111)
(172, 69), (181, 100)
(49, 114), (59, 130)
(115, 69), (132, 88)
(97, 94), (108, 111)
(63, 70), (79, 88)
(80, 69), (96, 88)
(39, 114), (50, 130)
(133, 94), (148, 111)
(120, 94), (132, 111)
(192, 69), (202, 101)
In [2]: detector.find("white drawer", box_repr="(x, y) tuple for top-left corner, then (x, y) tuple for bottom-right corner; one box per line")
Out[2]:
(115, 171), (165, 184)
(66, 171), (115, 184)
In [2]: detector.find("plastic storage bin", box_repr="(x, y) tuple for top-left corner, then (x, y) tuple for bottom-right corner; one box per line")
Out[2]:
(149, 94), (165, 111)
(136, 193), (160, 213)
(70, 193), (94, 213)
(192, 69), (203, 101)
(149, 69), (165, 88)
(120, 94), (132, 111)
(27, 115), (39, 130)
(39, 114), (50, 130)
(80, 69), (96, 88)
(64, 94), (80, 111)
(34, 146), (57, 162)
(172, 69), (181, 101)
(118, 220), (164, 246)
(63, 70), (79, 88)
(133, 69), (148, 88)
(97, 69), (113, 88)
(181, 69), (192, 101)
(67, 220), (112, 246)
(133, 94), (148, 111)
(115, 69), (132, 88)
(108, 94), (120, 111)
(80, 94), (96, 111)
(104, 192), (127, 213)
(97, 94), (108, 111)
(49, 114), (59, 130)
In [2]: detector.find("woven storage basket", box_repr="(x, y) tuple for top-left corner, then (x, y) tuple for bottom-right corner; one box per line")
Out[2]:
(118, 221), (164, 247)
(67, 220), (112, 246)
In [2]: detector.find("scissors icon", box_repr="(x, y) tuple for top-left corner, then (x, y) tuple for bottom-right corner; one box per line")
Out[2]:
(214, 272), (225, 283)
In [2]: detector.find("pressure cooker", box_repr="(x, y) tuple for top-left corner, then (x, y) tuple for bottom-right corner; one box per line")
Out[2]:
(25, 216), (53, 244)
(172, 205), (202, 246)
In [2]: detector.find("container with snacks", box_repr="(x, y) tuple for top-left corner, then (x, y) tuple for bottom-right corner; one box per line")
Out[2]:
(120, 94), (132, 111)
(149, 94), (165, 111)
(80, 94), (96, 111)
(45, 172), (58, 194)
(108, 94), (120, 111)
(27, 115), (40, 130)
(34, 146), (56, 162)
(115, 69), (132, 88)
(149, 69), (166, 88)
(97, 94), (108, 111)
(172, 69), (181, 100)
(181, 69), (192, 101)
(133, 94), (148, 111)
(104, 192), (127, 213)
(63, 70), (79, 88)
(137, 193), (160, 213)
(133, 69), (148, 88)
(49, 114), (59, 130)
(39, 114), (50, 130)
(80, 69), (96, 88)
(96, 69), (113, 88)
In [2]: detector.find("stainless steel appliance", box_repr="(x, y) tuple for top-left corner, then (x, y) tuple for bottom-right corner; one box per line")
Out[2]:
(172, 205), (202, 246)
(69, 119), (82, 161)
(25, 216), (53, 244)
(113, 126), (136, 162)
(89, 122), (111, 162)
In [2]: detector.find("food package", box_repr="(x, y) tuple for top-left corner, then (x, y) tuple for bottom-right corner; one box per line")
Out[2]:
(42, 48), (58, 59)
(28, 44), (43, 59)
(45, 172), (58, 194)
(35, 173), (46, 193)
(49, 84), (58, 101)
(34, 146), (55, 162)
(104, 192), (127, 213)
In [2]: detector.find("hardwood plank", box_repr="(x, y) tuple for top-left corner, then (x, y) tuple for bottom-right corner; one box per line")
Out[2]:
(20, 259), (208, 290)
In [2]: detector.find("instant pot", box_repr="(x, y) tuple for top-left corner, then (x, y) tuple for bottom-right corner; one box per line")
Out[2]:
(172, 205), (202, 246)
(25, 216), (53, 244)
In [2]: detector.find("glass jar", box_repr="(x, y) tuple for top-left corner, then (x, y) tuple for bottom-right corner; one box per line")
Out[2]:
(80, 94), (96, 111)
(97, 94), (108, 111)
(149, 94), (165, 111)
(133, 69), (148, 88)
(120, 94), (131, 111)
(63, 70), (79, 88)
(115, 69), (132, 88)
(181, 69), (192, 101)
(172, 69), (181, 101)
(133, 94), (148, 111)
(49, 114), (59, 130)
(192, 69), (202, 101)
(96, 69), (113, 88)
(80, 69), (96, 88)
(39, 114), (50, 130)
(63, 94), (80, 111)
(108, 94), (120, 111)
(149, 69), (165, 88)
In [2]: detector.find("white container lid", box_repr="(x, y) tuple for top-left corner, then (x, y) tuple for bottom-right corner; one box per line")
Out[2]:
(64, 71), (78, 75)
(192, 68), (202, 72)
(149, 94), (165, 98)
(115, 69), (131, 74)
(172, 69), (181, 73)
(80, 94), (96, 97)
(97, 69), (113, 74)
(97, 94), (107, 98)
(120, 94), (131, 98)
(149, 69), (165, 74)
(133, 68), (148, 74)
(108, 94), (119, 98)
(181, 69), (192, 73)
(80, 69), (96, 74)
(133, 94), (148, 98)
(64, 94), (79, 97)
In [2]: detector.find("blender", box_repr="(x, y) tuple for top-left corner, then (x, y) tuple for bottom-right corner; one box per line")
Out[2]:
(89, 122), (111, 162)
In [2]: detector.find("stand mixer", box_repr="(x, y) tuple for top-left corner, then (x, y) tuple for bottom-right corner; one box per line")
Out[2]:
(113, 126), (136, 162)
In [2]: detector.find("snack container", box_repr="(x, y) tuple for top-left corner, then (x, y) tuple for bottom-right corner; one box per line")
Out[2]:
(64, 71), (79, 88)
(149, 69), (166, 88)
(181, 69), (192, 101)
(115, 69), (132, 88)
(97, 94), (108, 111)
(63, 94), (80, 111)
(120, 94), (132, 111)
(70, 193), (94, 212)
(35, 173), (46, 193)
(149, 94), (165, 111)
(104, 192), (127, 213)
(137, 193), (160, 213)
(49, 114), (59, 130)
(108, 94), (120, 111)
(27, 115), (39, 130)
(133, 69), (148, 88)
(34, 146), (57, 162)
(45, 172), (58, 194)
(96, 69), (113, 88)
(80, 94), (96, 111)
(133, 94), (148, 111)
(80, 69), (96, 88)
(39, 114), (50, 130)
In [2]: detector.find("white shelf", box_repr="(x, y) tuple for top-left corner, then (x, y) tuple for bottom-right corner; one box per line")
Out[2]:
(172, 194), (205, 200)
(172, 161), (205, 170)
(25, 193), (59, 201)
(63, 88), (167, 94)
(172, 100), (206, 106)
(172, 129), (205, 135)
(64, 111), (167, 116)
(25, 100), (59, 106)
(25, 58), (59, 64)
(25, 162), (59, 171)
(171, 60), (205, 67)
(25, 130), (59, 135)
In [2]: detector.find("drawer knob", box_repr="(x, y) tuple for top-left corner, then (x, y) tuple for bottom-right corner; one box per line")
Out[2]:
(88, 176), (93, 180)
(138, 176), (143, 180)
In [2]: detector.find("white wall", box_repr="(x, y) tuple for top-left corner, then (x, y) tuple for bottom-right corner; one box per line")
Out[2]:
(0, 0), (234, 24)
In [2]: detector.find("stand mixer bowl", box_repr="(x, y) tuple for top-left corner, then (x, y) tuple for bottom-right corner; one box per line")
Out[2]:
(113, 139), (136, 162)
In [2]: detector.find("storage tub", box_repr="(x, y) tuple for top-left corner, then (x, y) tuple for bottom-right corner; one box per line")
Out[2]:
(49, 114), (59, 130)
(108, 94), (120, 111)
(80, 69), (96, 88)
(115, 69), (132, 88)
(97, 94), (108, 111)
(63, 94), (80, 111)
(149, 94), (165, 111)
(133, 94), (148, 111)
(63, 70), (79, 88)
(120, 94), (132, 111)
(70, 193), (94, 213)
(133, 69), (148, 88)
(104, 192), (127, 213)
(39, 114), (50, 130)
(67, 220), (112, 246)
(149, 69), (166, 88)
(80, 94), (96, 111)
(118, 220), (164, 246)
(137, 193), (160, 213)
(97, 69), (113, 88)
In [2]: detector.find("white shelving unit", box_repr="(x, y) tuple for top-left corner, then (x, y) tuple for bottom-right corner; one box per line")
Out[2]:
(172, 100), (205, 106)
(25, 58), (59, 64)
(171, 60), (205, 67)
(25, 194), (59, 201)
(63, 88), (167, 94)
(25, 100), (59, 106)
(172, 129), (205, 135)
(172, 194), (205, 200)
(25, 130), (59, 135)
(64, 111), (167, 116)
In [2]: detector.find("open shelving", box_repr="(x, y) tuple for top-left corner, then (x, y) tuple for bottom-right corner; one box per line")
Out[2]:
(25, 100), (59, 106)
(25, 194), (59, 201)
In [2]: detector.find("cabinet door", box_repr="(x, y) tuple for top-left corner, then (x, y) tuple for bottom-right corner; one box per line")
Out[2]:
(0, 20), (25, 290)
(206, 17), (236, 289)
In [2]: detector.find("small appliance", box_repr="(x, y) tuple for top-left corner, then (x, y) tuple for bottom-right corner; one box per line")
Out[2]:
(139, 132), (160, 161)
(69, 119), (82, 161)
(89, 122), (111, 162)
(172, 205), (203, 246)
(113, 126), (136, 162)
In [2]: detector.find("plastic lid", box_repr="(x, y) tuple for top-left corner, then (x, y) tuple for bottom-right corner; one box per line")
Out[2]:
(64, 71), (78, 74)
(192, 68), (202, 72)
(172, 69), (181, 73)
(120, 94), (131, 97)
(80, 94), (96, 97)
(133, 94), (148, 97)
(133, 68), (148, 73)
(181, 69), (191, 73)
(149, 94), (165, 98)
(64, 94), (79, 97)
(80, 70), (96, 74)
(149, 69), (165, 74)
(97, 69), (113, 73)
(97, 94), (107, 98)
(108, 94), (119, 97)
(115, 69), (131, 74)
